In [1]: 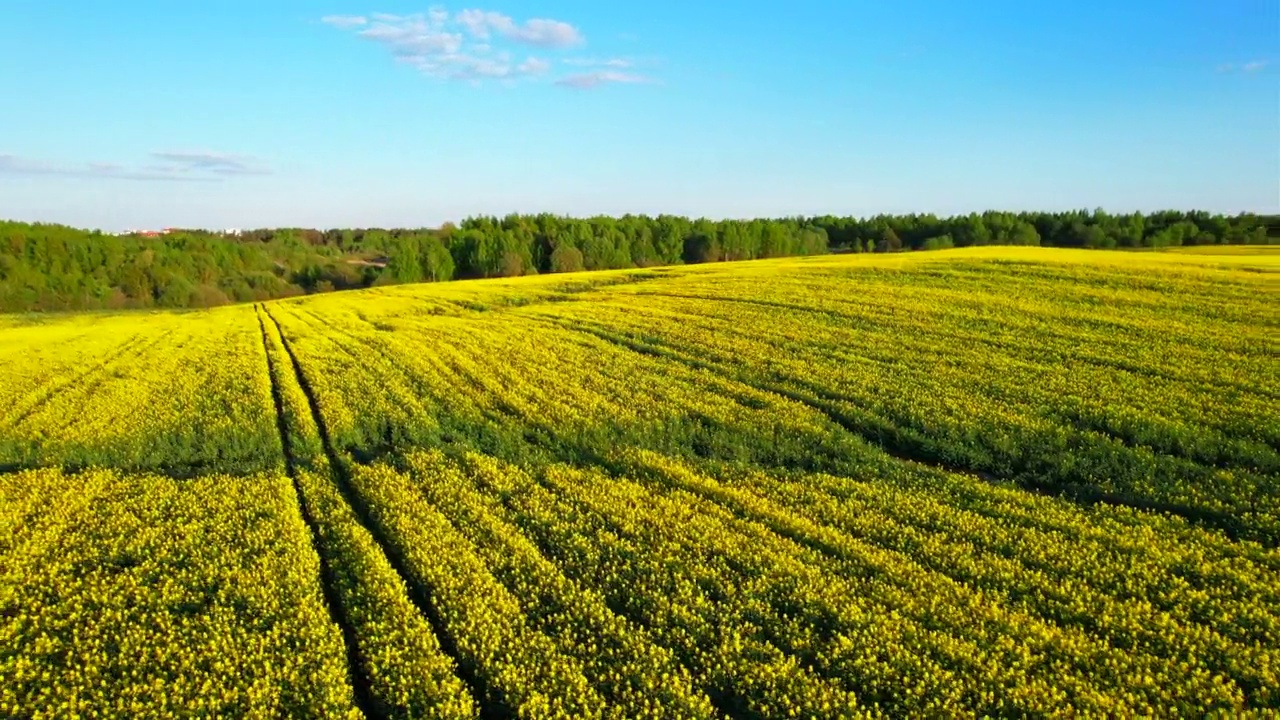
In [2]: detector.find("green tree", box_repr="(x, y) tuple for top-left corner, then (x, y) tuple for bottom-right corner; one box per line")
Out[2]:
(683, 233), (721, 264)
(549, 243), (586, 273)
(1009, 222), (1041, 246)
(876, 227), (903, 253)
(420, 237), (455, 282)
(386, 239), (424, 284)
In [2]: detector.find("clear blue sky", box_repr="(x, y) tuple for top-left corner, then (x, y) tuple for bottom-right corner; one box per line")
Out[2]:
(1, 0), (1276, 230)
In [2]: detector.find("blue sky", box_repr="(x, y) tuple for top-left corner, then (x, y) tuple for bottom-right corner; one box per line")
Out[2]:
(0, 0), (1276, 230)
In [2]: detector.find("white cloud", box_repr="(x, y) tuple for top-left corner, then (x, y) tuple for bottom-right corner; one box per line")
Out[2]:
(443, 53), (515, 80)
(323, 7), (623, 86)
(405, 51), (552, 81)
(360, 20), (465, 58)
(1243, 60), (1268, 73)
(518, 57), (551, 75)
(321, 15), (368, 29)
(555, 71), (654, 89)
(454, 9), (499, 39)
(0, 152), (269, 182)
(322, 8), (660, 88)
(506, 18), (582, 47)
(455, 10), (581, 47)
(564, 57), (633, 68)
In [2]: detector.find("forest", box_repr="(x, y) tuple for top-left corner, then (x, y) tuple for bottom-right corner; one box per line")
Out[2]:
(0, 210), (1274, 312)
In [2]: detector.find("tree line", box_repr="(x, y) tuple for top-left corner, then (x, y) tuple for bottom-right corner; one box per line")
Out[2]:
(1, 210), (1274, 312)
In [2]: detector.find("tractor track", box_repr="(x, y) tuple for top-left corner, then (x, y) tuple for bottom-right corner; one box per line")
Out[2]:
(255, 304), (383, 720)
(258, 304), (504, 720)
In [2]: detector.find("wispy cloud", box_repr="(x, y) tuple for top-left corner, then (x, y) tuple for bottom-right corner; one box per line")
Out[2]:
(563, 57), (633, 69)
(321, 15), (369, 29)
(359, 18), (463, 58)
(1219, 59), (1270, 74)
(0, 151), (270, 182)
(324, 8), (658, 88)
(518, 57), (552, 75)
(330, 9), (565, 81)
(455, 10), (582, 47)
(555, 71), (655, 89)
(150, 151), (271, 176)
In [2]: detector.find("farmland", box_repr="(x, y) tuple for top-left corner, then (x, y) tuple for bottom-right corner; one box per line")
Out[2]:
(1, 246), (1278, 717)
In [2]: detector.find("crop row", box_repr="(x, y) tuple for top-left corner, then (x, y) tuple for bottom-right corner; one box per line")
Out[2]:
(474, 452), (1275, 714)
(0, 248), (1274, 717)
(258, 304), (481, 719)
(0, 469), (358, 718)
(0, 306), (281, 474)
(524, 256), (1279, 540)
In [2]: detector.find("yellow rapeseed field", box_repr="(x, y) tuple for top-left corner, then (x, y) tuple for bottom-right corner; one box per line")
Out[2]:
(1, 247), (1277, 717)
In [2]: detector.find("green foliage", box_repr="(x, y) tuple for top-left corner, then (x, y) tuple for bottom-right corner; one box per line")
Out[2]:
(920, 234), (955, 251)
(421, 236), (456, 282)
(1, 210), (1273, 313)
(549, 243), (585, 274)
(875, 227), (903, 253)
(682, 232), (721, 264)
(814, 210), (1273, 253)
